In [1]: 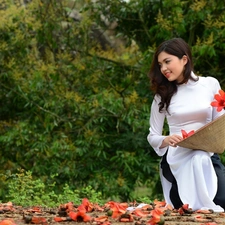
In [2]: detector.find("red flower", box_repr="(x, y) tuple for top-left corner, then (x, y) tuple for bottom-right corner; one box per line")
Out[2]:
(0, 219), (16, 225)
(105, 201), (127, 219)
(132, 208), (149, 217)
(82, 198), (94, 212)
(153, 200), (166, 208)
(68, 205), (92, 222)
(211, 89), (225, 112)
(147, 208), (164, 225)
(54, 217), (67, 222)
(181, 129), (195, 139)
(58, 201), (75, 212)
(31, 217), (47, 225)
(178, 204), (193, 215)
(201, 223), (218, 225)
(94, 215), (109, 222)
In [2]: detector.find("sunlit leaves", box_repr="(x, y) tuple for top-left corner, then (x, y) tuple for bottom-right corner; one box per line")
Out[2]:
(190, 0), (207, 12)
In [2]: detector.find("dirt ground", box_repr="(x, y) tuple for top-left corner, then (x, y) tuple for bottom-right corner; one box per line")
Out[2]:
(1, 202), (225, 225)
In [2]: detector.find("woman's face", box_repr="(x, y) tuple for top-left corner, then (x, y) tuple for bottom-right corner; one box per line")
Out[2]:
(158, 51), (188, 83)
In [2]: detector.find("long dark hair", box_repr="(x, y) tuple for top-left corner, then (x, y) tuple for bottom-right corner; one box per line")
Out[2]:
(148, 38), (198, 112)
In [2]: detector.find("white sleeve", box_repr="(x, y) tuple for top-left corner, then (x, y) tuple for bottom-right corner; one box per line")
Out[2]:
(147, 95), (168, 156)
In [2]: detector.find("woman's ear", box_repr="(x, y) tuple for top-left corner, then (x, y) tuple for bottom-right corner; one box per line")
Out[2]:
(182, 55), (188, 65)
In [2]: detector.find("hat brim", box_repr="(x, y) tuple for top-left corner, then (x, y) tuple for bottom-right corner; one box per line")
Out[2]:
(177, 113), (225, 154)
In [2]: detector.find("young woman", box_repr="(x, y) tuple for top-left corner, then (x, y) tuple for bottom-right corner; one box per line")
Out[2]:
(147, 38), (225, 212)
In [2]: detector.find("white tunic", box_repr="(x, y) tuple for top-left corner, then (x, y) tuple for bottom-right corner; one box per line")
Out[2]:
(147, 73), (225, 212)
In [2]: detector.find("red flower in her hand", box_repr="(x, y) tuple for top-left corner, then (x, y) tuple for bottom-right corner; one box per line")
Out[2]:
(181, 129), (195, 139)
(211, 89), (225, 112)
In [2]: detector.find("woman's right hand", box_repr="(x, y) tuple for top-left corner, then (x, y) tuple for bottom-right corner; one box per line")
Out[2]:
(161, 134), (183, 148)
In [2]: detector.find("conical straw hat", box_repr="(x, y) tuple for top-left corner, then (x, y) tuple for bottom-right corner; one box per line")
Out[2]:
(177, 113), (225, 154)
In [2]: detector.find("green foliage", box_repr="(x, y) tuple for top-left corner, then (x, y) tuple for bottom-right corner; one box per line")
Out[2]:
(87, 0), (225, 82)
(1, 0), (225, 203)
(5, 169), (103, 207)
(135, 196), (153, 205)
(79, 185), (104, 205)
(0, 0), (155, 202)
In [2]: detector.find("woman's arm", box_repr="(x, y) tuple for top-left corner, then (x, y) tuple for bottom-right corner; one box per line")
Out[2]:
(147, 95), (168, 156)
(147, 95), (183, 156)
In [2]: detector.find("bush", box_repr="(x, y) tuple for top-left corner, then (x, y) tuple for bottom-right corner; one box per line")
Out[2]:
(5, 169), (104, 207)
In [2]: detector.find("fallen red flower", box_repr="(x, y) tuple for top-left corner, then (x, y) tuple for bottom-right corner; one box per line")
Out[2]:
(178, 207), (185, 216)
(153, 200), (166, 208)
(82, 198), (94, 212)
(211, 89), (225, 112)
(200, 223), (218, 225)
(178, 204), (193, 215)
(147, 208), (164, 225)
(94, 215), (109, 222)
(68, 209), (92, 222)
(59, 201), (75, 213)
(105, 201), (127, 219)
(93, 203), (104, 212)
(77, 204), (87, 213)
(27, 207), (42, 213)
(181, 129), (195, 139)
(195, 209), (213, 214)
(0, 219), (16, 225)
(119, 218), (132, 222)
(140, 204), (153, 210)
(182, 204), (189, 211)
(132, 208), (149, 217)
(31, 216), (48, 225)
(54, 217), (68, 222)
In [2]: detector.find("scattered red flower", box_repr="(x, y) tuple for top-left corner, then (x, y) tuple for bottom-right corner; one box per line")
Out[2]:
(31, 216), (48, 225)
(94, 215), (109, 222)
(82, 198), (94, 212)
(182, 204), (189, 211)
(58, 201), (75, 212)
(195, 209), (213, 214)
(54, 217), (68, 222)
(0, 219), (16, 225)
(200, 223), (218, 225)
(93, 203), (105, 212)
(211, 89), (225, 112)
(151, 200), (165, 208)
(1, 198), (224, 224)
(68, 204), (92, 222)
(105, 201), (128, 219)
(178, 204), (193, 215)
(27, 206), (42, 213)
(181, 129), (195, 139)
(132, 208), (149, 217)
(147, 208), (164, 225)
(138, 203), (153, 210)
